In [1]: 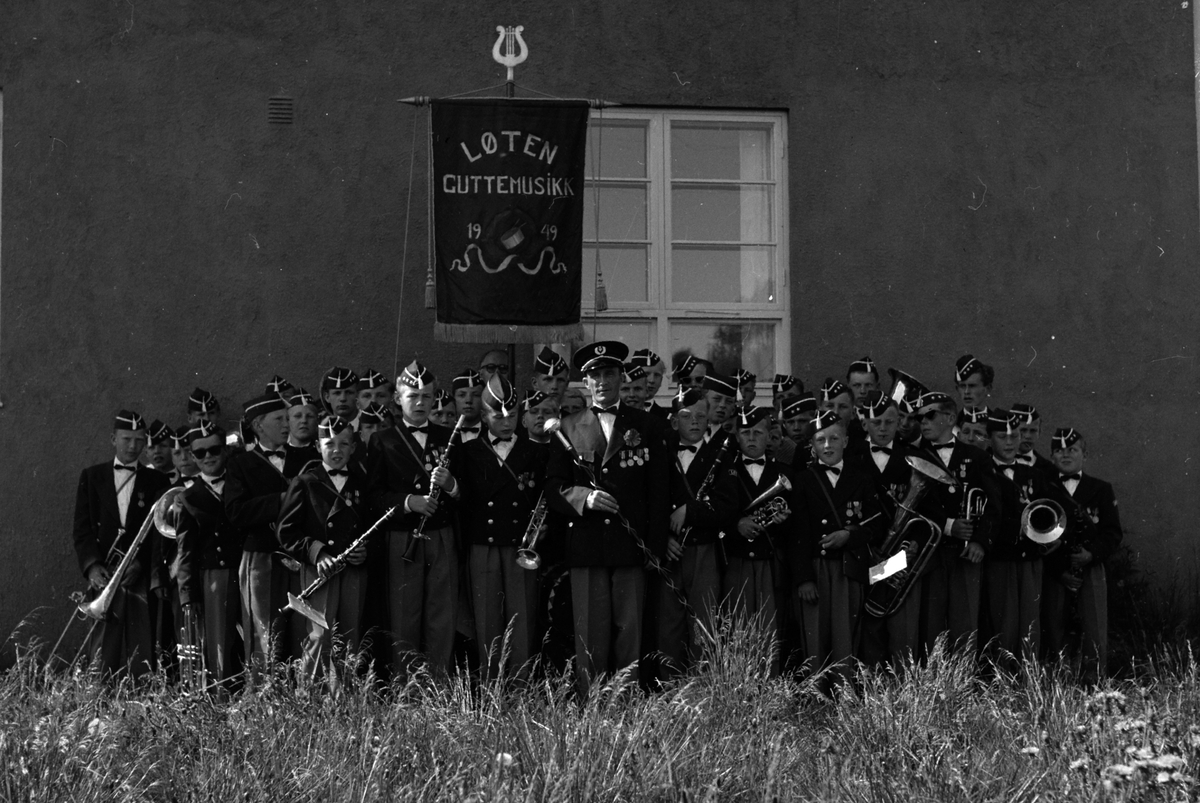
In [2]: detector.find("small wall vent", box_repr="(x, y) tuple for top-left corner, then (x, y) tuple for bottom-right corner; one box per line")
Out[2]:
(268, 96), (294, 125)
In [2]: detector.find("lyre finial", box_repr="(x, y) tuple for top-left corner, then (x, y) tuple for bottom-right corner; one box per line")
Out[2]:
(492, 25), (528, 84)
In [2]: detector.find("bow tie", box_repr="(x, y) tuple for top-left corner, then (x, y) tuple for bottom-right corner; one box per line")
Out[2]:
(490, 436), (512, 445)
(677, 444), (698, 454)
(114, 463), (137, 472)
(1060, 472), (1081, 482)
(1015, 454), (1035, 465)
(461, 426), (480, 434)
(327, 468), (349, 477)
(205, 473), (226, 483)
(592, 406), (618, 416)
(743, 457), (766, 466)
(819, 464), (842, 476)
(261, 449), (285, 460)
(406, 424), (429, 434)
(935, 442), (955, 451)
(870, 445), (892, 455)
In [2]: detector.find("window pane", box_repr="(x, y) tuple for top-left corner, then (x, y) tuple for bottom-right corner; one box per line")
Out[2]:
(586, 122), (647, 179)
(584, 185), (648, 241)
(672, 246), (775, 303)
(671, 124), (771, 181)
(582, 245), (648, 305)
(589, 320), (656, 351)
(670, 321), (775, 378)
(672, 185), (772, 242)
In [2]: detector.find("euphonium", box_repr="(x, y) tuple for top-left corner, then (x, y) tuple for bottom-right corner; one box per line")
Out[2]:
(742, 474), (793, 535)
(516, 491), (548, 570)
(864, 455), (953, 619)
(79, 486), (185, 621)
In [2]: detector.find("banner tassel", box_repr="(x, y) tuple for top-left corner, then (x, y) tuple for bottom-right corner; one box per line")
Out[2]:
(595, 274), (608, 313)
(424, 274), (436, 309)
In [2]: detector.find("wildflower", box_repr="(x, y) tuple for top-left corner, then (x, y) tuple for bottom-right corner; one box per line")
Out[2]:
(1069, 758), (1089, 771)
(1125, 745), (1154, 760)
(1114, 719), (1147, 733)
(495, 752), (515, 768)
(1104, 764), (1135, 781)
(1147, 755), (1185, 771)
(1021, 746), (1040, 756)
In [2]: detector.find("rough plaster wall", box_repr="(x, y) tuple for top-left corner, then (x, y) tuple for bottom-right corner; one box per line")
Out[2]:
(0, 0), (1194, 655)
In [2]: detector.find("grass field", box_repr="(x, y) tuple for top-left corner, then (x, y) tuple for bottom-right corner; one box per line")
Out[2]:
(2, 611), (1198, 803)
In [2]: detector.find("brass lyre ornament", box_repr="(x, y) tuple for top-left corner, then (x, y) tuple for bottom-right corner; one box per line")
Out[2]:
(492, 25), (529, 82)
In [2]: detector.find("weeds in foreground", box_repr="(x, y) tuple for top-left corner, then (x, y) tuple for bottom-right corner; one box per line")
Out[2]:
(2, 615), (1199, 802)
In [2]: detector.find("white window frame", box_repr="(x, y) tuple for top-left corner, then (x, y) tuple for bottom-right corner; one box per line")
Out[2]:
(579, 107), (790, 398)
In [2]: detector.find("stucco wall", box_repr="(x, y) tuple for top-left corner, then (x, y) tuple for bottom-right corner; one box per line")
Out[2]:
(0, 0), (1194, 657)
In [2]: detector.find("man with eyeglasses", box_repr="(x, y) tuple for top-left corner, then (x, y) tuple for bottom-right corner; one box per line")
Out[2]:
(478, 349), (511, 383)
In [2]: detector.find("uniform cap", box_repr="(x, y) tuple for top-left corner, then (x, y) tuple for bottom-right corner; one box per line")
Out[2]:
(772, 374), (800, 395)
(1010, 402), (1040, 424)
(242, 393), (287, 420)
(482, 375), (518, 416)
(915, 391), (954, 415)
(186, 419), (223, 444)
(187, 388), (218, 414)
(781, 393), (818, 420)
(673, 355), (701, 380)
(287, 388), (317, 409)
(169, 425), (190, 450)
(147, 419), (172, 445)
(358, 402), (389, 426)
(265, 375), (292, 396)
(810, 408), (843, 435)
(533, 346), (569, 376)
(959, 405), (990, 426)
(820, 378), (852, 403)
(735, 369), (757, 385)
(1051, 427), (1083, 450)
(672, 387), (707, 413)
(701, 372), (737, 397)
(857, 391), (894, 420)
(573, 341), (629, 373)
(955, 354), (984, 384)
(432, 389), (454, 410)
(523, 390), (553, 410)
(848, 356), (878, 378)
(736, 405), (773, 429)
(623, 364), (647, 382)
(987, 408), (1019, 434)
(452, 368), (484, 391)
(318, 414), (354, 439)
(629, 348), (663, 369)
(359, 369), (388, 390)
(114, 409), (146, 432)
(398, 361), (435, 390)
(322, 366), (359, 391)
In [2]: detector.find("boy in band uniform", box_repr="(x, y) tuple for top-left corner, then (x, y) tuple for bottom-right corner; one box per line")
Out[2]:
(169, 426), (201, 487)
(856, 393), (923, 665)
(620, 364), (649, 410)
(673, 355), (709, 392)
(957, 406), (991, 451)
(913, 391), (1002, 653)
(224, 393), (295, 668)
(735, 369), (757, 407)
(772, 374), (804, 418)
(658, 388), (738, 675)
(452, 368), (486, 443)
(777, 394), (818, 469)
(896, 392), (924, 448)
(954, 355), (994, 411)
(846, 357), (880, 404)
(145, 420), (174, 474)
(458, 376), (549, 677)
(357, 369), (393, 417)
(631, 348), (669, 417)
(285, 389), (321, 469)
(701, 373), (738, 441)
(365, 361), (461, 675)
(522, 390), (558, 445)
(983, 409), (1068, 663)
(174, 420), (243, 687)
(187, 388), (219, 426)
(321, 367), (359, 420)
(722, 406), (791, 649)
(545, 341), (669, 694)
(72, 410), (172, 676)
(277, 415), (371, 677)
(790, 409), (885, 680)
(531, 346), (570, 401)
(357, 403), (391, 454)
(1011, 403), (1056, 474)
(430, 390), (457, 429)
(1041, 427), (1122, 681)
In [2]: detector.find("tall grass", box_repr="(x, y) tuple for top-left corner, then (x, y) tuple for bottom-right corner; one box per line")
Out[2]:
(2, 614), (1198, 802)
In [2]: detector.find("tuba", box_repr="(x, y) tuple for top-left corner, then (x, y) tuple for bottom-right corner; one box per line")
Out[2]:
(886, 368), (929, 407)
(79, 487), (185, 622)
(864, 455), (953, 618)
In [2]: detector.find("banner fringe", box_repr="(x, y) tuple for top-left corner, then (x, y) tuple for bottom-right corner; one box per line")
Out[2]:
(435, 322), (584, 345)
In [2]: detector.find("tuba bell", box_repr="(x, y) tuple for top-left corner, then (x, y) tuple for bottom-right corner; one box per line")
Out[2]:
(1021, 498), (1065, 545)
(886, 368), (930, 407)
(864, 455), (954, 618)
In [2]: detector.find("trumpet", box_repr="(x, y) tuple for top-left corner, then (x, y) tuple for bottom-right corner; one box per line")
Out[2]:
(735, 474), (793, 538)
(404, 414), (468, 561)
(516, 491), (548, 570)
(864, 455), (953, 619)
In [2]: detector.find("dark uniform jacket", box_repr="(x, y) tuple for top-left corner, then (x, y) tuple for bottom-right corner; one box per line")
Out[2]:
(457, 437), (549, 548)
(1046, 472), (1121, 574)
(175, 476), (242, 605)
(990, 461), (1078, 562)
(914, 438), (1002, 552)
(858, 440), (915, 521)
(73, 461), (171, 585)
(284, 443), (321, 479)
(545, 403), (670, 567)
(787, 461), (885, 586)
(224, 449), (290, 554)
(723, 458), (793, 562)
(365, 422), (455, 533)
(277, 461), (369, 565)
(668, 435), (739, 545)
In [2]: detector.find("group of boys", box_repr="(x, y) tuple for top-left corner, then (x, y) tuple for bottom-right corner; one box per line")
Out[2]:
(70, 345), (1121, 691)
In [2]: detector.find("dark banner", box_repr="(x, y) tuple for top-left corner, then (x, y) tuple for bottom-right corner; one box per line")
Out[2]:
(430, 98), (589, 343)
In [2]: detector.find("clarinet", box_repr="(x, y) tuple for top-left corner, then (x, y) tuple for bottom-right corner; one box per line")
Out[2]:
(677, 436), (738, 551)
(403, 414), (468, 562)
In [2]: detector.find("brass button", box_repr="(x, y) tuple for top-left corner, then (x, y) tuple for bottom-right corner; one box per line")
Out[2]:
(487, 519), (494, 525)
(604, 518), (611, 525)
(488, 537), (494, 543)
(749, 552), (756, 558)
(488, 501), (494, 508)
(821, 519), (827, 525)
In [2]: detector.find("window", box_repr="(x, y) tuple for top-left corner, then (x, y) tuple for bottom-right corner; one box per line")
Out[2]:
(578, 108), (789, 396)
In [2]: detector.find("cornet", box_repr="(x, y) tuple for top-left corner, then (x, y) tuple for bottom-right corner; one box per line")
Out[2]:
(516, 491), (548, 570)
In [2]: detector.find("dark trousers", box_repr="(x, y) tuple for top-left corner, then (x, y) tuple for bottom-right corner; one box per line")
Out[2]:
(386, 526), (458, 676)
(571, 565), (646, 695)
